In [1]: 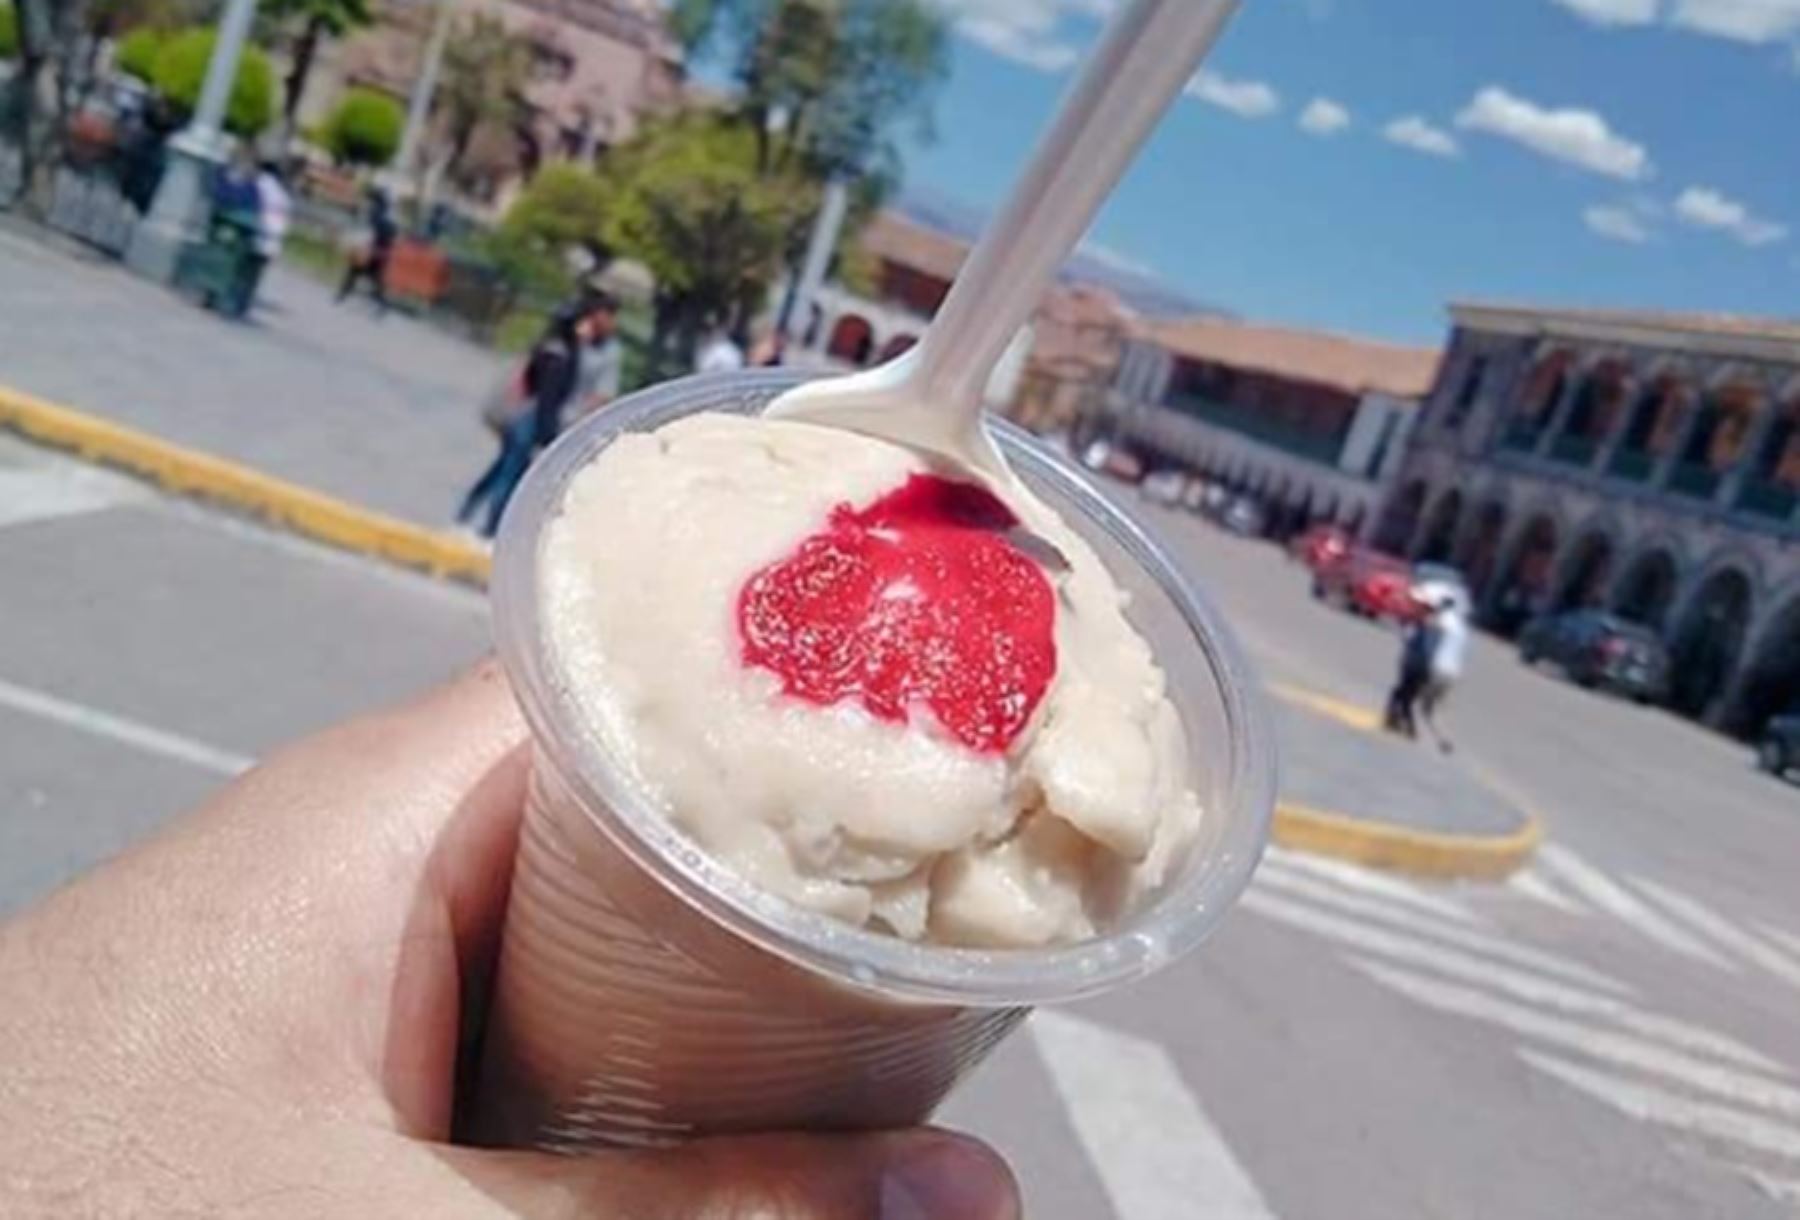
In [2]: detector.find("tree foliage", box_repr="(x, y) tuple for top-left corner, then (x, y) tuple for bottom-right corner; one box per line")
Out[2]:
(114, 26), (163, 79)
(152, 27), (275, 137)
(0, 5), (17, 60)
(259, 0), (371, 131)
(323, 86), (401, 167)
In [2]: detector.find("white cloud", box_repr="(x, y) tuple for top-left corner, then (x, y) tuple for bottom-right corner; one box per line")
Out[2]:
(1584, 203), (1654, 243)
(1185, 70), (1281, 118)
(1674, 185), (1789, 245)
(1298, 97), (1351, 135)
(1670, 0), (1800, 42)
(1550, 0), (1659, 24)
(1455, 86), (1651, 180)
(1382, 115), (1461, 158)
(950, 0), (1116, 72)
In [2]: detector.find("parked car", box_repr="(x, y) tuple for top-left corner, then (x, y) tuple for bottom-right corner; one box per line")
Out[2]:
(1142, 470), (1188, 506)
(1517, 610), (1670, 703)
(1220, 496), (1266, 536)
(1313, 548), (1422, 621)
(1289, 523), (1350, 570)
(1080, 439), (1144, 484)
(1755, 711), (1800, 779)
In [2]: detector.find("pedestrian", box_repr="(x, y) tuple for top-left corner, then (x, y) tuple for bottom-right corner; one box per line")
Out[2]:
(457, 291), (617, 539)
(696, 322), (746, 374)
(336, 186), (397, 313)
(1418, 592), (1469, 753)
(240, 159), (290, 315)
(1384, 604), (1441, 740)
(0, 661), (1020, 1218)
(568, 290), (623, 424)
(748, 327), (786, 368)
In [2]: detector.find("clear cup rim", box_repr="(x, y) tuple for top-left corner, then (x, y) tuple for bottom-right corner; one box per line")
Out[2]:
(493, 370), (1276, 1007)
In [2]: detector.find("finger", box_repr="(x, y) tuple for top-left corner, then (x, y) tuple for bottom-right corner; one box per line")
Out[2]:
(431, 1128), (1021, 1220)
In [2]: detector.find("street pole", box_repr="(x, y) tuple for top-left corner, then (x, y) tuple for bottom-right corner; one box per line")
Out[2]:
(390, 0), (455, 212)
(126, 0), (260, 282)
(779, 173), (849, 343)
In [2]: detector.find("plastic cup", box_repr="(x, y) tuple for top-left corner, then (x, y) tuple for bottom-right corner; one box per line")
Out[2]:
(469, 370), (1276, 1150)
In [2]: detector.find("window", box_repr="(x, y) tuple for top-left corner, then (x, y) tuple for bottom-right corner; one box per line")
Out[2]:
(1448, 354), (1488, 428)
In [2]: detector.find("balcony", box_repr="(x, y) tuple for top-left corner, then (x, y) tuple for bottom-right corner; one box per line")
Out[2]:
(1548, 434), (1597, 466)
(1735, 479), (1798, 521)
(1666, 462), (1720, 499)
(1500, 423), (1541, 452)
(1162, 392), (1343, 464)
(1607, 449), (1654, 482)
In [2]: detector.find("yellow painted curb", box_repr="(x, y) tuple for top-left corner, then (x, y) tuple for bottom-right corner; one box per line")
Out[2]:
(0, 384), (491, 586)
(1273, 800), (1543, 881)
(1267, 680), (1384, 733)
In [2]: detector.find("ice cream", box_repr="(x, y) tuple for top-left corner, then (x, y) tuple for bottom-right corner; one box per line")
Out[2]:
(539, 412), (1202, 949)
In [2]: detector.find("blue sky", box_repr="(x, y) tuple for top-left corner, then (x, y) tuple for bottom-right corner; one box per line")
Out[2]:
(908, 0), (1800, 345)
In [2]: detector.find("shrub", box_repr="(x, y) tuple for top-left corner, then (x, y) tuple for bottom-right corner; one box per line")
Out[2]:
(115, 27), (165, 81)
(152, 27), (274, 137)
(0, 4), (18, 61)
(323, 87), (403, 168)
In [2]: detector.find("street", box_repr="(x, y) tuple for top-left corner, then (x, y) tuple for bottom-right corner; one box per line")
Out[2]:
(2, 425), (1797, 1218)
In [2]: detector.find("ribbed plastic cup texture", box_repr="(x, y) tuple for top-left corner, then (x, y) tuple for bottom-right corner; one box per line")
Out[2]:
(470, 370), (1275, 1150)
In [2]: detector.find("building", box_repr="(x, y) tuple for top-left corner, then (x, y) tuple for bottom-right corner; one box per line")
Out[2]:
(1374, 302), (1800, 732)
(1102, 317), (1441, 535)
(315, 0), (683, 202)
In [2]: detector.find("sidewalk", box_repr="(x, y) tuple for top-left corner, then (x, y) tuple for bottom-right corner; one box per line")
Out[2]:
(0, 223), (504, 528)
(1268, 690), (1539, 879)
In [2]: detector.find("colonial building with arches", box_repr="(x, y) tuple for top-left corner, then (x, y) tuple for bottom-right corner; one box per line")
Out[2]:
(1376, 303), (1800, 734)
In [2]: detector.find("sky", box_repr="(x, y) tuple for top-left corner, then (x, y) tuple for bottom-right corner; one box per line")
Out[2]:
(905, 0), (1800, 345)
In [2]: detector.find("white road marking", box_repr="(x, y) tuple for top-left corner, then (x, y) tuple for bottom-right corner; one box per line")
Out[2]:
(1030, 1010), (1278, 1220)
(1629, 876), (1800, 992)
(1259, 846), (1483, 925)
(1252, 865), (1631, 994)
(0, 676), (253, 777)
(1243, 892), (1782, 1074)
(0, 464), (143, 530)
(1749, 1174), (1800, 1205)
(1536, 844), (1735, 970)
(1756, 922), (1800, 964)
(1522, 1049), (1800, 1164)
(1355, 960), (1800, 1121)
(1506, 866), (1590, 917)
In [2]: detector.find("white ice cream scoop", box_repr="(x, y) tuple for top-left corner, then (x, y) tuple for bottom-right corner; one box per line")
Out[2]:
(766, 0), (1241, 493)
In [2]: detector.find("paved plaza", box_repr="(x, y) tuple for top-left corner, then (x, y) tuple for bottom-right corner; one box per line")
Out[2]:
(3, 231), (1800, 1218)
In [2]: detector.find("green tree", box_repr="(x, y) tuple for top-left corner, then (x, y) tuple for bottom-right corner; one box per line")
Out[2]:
(261, 0), (371, 137)
(433, 13), (531, 189)
(322, 85), (401, 167)
(594, 113), (815, 360)
(0, 5), (17, 60)
(113, 25), (163, 79)
(152, 27), (275, 137)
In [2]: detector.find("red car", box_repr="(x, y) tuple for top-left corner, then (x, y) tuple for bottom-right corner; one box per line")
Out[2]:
(1312, 548), (1426, 622)
(1289, 523), (1350, 571)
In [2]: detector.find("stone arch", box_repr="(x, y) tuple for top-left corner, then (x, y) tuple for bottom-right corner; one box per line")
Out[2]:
(1488, 505), (1564, 633)
(1726, 581), (1800, 736)
(826, 313), (875, 366)
(1415, 487), (1464, 564)
(1503, 347), (1577, 449)
(1457, 497), (1510, 602)
(1549, 519), (1623, 612)
(1669, 377), (1766, 499)
(1375, 477), (1429, 554)
(878, 333), (918, 363)
(1610, 539), (1685, 630)
(1668, 561), (1757, 720)
(1555, 358), (1632, 462)
(1610, 370), (1696, 479)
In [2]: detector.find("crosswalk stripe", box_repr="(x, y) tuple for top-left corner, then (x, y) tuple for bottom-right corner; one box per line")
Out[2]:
(1505, 866), (1589, 916)
(1354, 960), (1800, 1121)
(1030, 1011), (1278, 1220)
(1251, 865), (1631, 994)
(1536, 844), (1735, 970)
(1522, 1049), (1800, 1164)
(0, 465), (143, 531)
(1628, 876), (1800, 992)
(1260, 846), (1482, 925)
(1749, 1174), (1800, 1205)
(1242, 892), (1782, 1074)
(1755, 921), (1800, 963)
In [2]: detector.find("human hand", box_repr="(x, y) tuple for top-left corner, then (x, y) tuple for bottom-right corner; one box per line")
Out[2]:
(0, 662), (1019, 1219)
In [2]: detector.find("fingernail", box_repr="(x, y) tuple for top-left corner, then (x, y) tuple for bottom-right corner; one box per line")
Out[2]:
(880, 1135), (1018, 1220)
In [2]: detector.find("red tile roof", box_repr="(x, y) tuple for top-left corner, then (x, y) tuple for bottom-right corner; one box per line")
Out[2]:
(1138, 316), (1442, 399)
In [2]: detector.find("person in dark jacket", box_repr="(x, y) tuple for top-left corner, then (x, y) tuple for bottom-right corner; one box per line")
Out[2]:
(1384, 609), (1441, 740)
(456, 291), (618, 539)
(336, 187), (398, 312)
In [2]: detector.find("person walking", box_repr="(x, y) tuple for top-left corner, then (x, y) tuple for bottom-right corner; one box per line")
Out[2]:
(568, 293), (623, 424)
(457, 293), (616, 539)
(1418, 592), (1469, 752)
(240, 160), (290, 315)
(1384, 606), (1440, 740)
(336, 187), (397, 313)
(695, 324), (745, 374)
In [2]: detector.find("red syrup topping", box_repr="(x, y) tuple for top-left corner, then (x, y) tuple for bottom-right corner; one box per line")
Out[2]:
(737, 474), (1058, 754)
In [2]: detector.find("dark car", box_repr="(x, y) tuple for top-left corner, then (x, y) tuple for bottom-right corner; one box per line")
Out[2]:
(1755, 711), (1800, 779)
(1518, 610), (1670, 703)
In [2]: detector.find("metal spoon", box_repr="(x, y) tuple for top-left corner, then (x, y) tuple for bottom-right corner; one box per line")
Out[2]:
(766, 0), (1242, 500)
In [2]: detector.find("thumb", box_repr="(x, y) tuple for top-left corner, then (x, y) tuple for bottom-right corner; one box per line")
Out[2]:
(439, 1128), (1021, 1220)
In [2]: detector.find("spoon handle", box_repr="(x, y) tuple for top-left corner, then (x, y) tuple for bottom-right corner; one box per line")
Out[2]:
(914, 0), (1240, 423)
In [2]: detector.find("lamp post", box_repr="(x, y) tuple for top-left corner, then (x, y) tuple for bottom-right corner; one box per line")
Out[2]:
(388, 0), (455, 207)
(125, 0), (260, 282)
